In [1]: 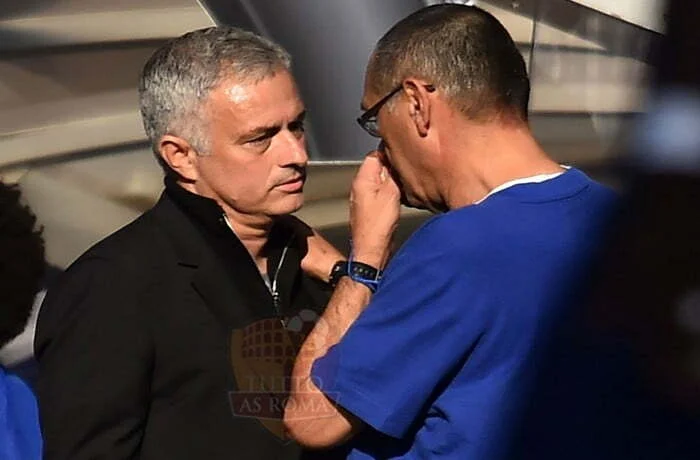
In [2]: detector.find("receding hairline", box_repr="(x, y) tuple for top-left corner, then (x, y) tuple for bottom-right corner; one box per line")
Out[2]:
(138, 25), (293, 158)
(199, 65), (296, 113)
(368, 9), (473, 83)
(213, 61), (291, 90)
(364, 5), (530, 122)
(200, 67), (305, 145)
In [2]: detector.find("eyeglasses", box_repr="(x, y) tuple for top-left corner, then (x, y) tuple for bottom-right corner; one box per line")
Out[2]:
(356, 84), (435, 138)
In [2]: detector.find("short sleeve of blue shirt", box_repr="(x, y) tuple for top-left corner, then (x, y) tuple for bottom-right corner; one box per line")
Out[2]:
(311, 216), (488, 439)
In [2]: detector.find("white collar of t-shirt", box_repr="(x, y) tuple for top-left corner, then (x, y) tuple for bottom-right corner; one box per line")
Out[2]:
(474, 165), (570, 205)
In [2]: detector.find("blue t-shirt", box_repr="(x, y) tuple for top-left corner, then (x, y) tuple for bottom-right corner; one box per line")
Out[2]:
(312, 168), (617, 459)
(0, 366), (42, 460)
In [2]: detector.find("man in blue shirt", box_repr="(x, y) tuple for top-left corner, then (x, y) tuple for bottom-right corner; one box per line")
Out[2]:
(284, 4), (617, 458)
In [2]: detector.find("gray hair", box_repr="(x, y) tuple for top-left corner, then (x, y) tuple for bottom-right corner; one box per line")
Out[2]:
(368, 4), (530, 122)
(139, 27), (291, 169)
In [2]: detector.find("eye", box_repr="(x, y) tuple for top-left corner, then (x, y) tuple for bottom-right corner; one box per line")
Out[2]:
(289, 120), (305, 138)
(246, 135), (272, 151)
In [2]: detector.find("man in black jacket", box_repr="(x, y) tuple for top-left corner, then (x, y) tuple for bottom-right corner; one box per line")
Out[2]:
(35, 27), (344, 459)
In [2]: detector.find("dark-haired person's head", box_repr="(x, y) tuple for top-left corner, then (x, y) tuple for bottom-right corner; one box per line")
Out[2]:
(367, 4), (529, 122)
(358, 5), (531, 211)
(0, 181), (45, 350)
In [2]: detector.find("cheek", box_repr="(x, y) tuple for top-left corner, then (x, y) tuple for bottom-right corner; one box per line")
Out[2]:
(199, 153), (272, 202)
(228, 160), (276, 201)
(383, 146), (410, 183)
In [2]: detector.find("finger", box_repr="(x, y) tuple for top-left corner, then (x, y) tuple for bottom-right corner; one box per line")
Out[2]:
(358, 152), (385, 182)
(369, 152), (400, 189)
(364, 150), (383, 163)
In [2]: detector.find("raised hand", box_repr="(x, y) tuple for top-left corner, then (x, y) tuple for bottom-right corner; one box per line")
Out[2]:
(349, 151), (401, 269)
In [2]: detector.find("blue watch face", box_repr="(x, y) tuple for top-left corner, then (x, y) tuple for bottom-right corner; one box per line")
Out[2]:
(329, 260), (382, 290)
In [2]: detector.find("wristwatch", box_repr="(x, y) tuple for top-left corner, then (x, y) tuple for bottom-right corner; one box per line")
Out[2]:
(328, 259), (383, 293)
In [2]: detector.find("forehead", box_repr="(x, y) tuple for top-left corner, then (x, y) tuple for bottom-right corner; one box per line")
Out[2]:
(361, 72), (382, 110)
(362, 52), (393, 109)
(206, 71), (304, 129)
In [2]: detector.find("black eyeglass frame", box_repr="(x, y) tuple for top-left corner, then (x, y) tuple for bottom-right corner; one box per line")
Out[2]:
(356, 83), (435, 137)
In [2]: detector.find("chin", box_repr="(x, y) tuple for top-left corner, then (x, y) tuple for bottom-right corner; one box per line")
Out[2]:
(400, 188), (422, 209)
(404, 199), (429, 211)
(268, 194), (304, 216)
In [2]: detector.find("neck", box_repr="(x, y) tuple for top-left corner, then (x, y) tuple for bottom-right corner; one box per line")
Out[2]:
(223, 209), (274, 274)
(177, 180), (273, 272)
(440, 121), (563, 209)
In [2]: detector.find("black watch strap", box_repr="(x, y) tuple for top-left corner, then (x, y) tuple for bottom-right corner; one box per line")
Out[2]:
(328, 259), (382, 292)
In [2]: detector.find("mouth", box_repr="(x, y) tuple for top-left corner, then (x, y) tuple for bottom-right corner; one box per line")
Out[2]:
(275, 175), (306, 193)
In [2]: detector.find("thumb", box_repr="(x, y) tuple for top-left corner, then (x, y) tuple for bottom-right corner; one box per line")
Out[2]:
(358, 151), (386, 183)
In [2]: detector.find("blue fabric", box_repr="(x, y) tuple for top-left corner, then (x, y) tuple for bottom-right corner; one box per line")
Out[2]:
(312, 168), (617, 459)
(7, 359), (39, 391)
(0, 366), (42, 460)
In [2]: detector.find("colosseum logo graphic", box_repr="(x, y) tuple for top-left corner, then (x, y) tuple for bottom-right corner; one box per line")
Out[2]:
(229, 309), (336, 441)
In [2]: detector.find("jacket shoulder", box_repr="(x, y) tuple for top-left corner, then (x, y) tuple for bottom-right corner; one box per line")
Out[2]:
(67, 200), (177, 277)
(35, 206), (169, 356)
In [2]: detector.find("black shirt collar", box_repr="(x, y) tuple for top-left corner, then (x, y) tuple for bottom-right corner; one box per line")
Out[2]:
(164, 176), (231, 237)
(163, 176), (303, 315)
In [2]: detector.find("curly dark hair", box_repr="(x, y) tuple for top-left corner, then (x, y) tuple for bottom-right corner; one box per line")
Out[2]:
(0, 181), (45, 349)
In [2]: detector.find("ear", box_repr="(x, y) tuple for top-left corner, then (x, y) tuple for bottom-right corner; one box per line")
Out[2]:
(403, 79), (433, 137)
(158, 135), (200, 181)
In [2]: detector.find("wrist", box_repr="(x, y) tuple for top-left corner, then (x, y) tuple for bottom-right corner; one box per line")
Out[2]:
(351, 240), (390, 269)
(328, 258), (383, 293)
(352, 248), (390, 269)
(352, 255), (386, 270)
(315, 256), (343, 283)
(301, 246), (345, 283)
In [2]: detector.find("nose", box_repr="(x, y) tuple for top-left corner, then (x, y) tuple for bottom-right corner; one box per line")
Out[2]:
(279, 130), (308, 168)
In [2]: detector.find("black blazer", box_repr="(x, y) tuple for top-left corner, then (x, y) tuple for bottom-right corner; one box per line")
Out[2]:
(35, 192), (338, 460)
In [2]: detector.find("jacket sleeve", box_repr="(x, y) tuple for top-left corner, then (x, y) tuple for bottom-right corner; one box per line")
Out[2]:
(35, 256), (153, 460)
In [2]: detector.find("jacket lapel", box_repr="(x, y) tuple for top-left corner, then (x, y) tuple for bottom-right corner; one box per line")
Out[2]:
(149, 193), (313, 409)
(190, 253), (252, 331)
(149, 193), (258, 331)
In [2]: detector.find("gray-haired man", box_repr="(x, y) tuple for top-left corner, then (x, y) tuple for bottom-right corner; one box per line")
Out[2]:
(36, 27), (343, 460)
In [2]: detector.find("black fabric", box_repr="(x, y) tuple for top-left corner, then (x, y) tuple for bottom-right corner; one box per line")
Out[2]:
(165, 177), (279, 319)
(35, 186), (339, 460)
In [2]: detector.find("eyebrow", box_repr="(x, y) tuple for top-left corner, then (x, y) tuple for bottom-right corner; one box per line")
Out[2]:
(291, 110), (306, 124)
(242, 125), (279, 140)
(239, 110), (307, 140)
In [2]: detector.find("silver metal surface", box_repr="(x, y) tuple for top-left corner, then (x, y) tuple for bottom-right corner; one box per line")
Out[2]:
(199, 0), (425, 160)
(0, 0), (658, 268)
